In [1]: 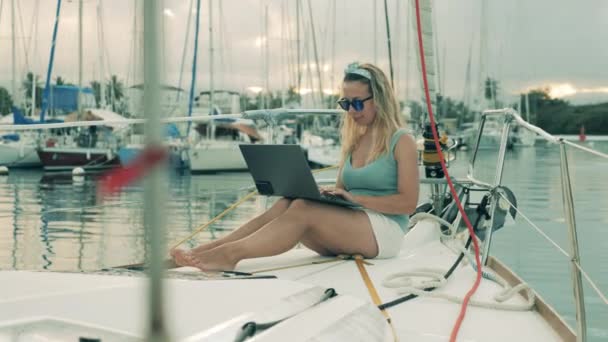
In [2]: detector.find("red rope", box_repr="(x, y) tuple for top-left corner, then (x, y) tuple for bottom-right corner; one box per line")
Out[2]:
(413, 1), (483, 340)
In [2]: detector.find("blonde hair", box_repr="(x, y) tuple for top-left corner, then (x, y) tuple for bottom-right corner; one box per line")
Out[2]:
(339, 63), (404, 167)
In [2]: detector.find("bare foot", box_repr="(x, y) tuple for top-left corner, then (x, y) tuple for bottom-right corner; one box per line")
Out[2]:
(170, 248), (197, 267)
(182, 247), (238, 272)
(170, 240), (222, 261)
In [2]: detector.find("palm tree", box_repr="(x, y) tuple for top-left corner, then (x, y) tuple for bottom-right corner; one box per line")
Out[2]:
(484, 77), (499, 109)
(90, 81), (102, 108)
(105, 75), (125, 111)
(0, 87), (13, 115)
(55, 76), (67, 86)
(22, 72), (43, 109)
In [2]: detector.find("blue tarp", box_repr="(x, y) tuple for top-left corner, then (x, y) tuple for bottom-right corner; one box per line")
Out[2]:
(47, 85), (94, 112)
(164, 123), (181, 138)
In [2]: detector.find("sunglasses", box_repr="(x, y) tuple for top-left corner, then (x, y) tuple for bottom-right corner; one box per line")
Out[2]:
(337, 95), (373, 112)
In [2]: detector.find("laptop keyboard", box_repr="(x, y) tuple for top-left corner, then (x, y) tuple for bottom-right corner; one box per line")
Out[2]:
(321, 193), (344, 201)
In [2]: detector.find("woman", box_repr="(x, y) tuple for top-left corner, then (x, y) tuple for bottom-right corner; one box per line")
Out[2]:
(172, 62), (419, 271)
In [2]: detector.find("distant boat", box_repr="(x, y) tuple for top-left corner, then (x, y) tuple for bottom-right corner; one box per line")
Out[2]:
(188, 118), (262, 173)
(36, 109), (128, 171)
(465, 116), (514, 150)
(0, 107), (64, 168)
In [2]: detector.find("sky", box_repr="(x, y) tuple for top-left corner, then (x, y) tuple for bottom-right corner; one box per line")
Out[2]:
(0, 0), (607, 106)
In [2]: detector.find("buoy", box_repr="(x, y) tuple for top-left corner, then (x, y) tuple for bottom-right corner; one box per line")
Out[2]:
(579, 125), (586, 142)
(72, 167), (85, 176)
(0, 166), (8, 175)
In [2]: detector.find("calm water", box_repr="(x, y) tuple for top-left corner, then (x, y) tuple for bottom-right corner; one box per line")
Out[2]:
(0, 141), (606, 340)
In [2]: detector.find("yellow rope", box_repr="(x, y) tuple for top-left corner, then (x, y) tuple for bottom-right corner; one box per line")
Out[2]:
(171, 190), (258, 250)
(354, 255), (399, 342)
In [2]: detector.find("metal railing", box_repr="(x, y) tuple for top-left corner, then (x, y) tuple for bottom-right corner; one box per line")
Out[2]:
(465, 107), (608, 342)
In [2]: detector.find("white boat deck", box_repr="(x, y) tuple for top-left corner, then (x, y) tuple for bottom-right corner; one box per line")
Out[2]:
(0, 220), (573, 341)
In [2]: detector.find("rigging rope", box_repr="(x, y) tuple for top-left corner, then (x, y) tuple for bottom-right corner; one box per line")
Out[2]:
(381, 214), (534, 312)
(498, 192), (608, 306)
(562, 139), (608, 160)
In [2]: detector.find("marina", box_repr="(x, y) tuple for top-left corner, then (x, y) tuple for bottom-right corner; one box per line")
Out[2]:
(0, 0), (607, 341)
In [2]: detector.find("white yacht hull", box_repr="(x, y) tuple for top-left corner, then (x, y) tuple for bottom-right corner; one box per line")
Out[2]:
(0, 141), (41, 167)
(188, 140), (247, 173)
(306, 145), (340, 167)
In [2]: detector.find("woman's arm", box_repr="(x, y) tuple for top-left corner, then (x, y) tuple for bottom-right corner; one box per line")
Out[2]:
(333, 134), (419, 215)
(335, 165), (345, 190)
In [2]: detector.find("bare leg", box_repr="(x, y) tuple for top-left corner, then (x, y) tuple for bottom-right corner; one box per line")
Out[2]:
(172, 198), (292, 265)
(179, 199), (378, 271)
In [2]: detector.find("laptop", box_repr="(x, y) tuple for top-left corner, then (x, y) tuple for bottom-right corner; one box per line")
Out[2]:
(239, 144), (360, 208)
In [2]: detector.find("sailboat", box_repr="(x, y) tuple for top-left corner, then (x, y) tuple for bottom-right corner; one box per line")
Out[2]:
(0, 1), (54, 168)
(186, 1), (269, 173)
(0, 1), (603, 341)
(34, 1), (131, 171)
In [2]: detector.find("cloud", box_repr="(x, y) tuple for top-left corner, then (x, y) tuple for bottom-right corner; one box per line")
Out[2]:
(0, 0), (606, 106)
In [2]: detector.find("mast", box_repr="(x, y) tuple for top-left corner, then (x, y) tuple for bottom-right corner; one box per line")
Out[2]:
(11, 0), (16, 105)
(478, 0), (487, 111)
(524, 92), (531, 122)
(296, 0), (301, 93)
(143, 0), (169, 339)
(208, 0), (214, 113)
(330, 0), (336, 93)
(264, 5), (269, 109)
(77, 0), (83, 118)
(382, 0), (394, 88)
(404, 1), (411, 102)
(394, 0), (401, 98)
(306, 0), (324, 107)
(373, 0), (377, 64)
(39, 0), (62, 122)
(414, 0), (438, 123)
(97, 0), (106, 108)
(463, 41), (473, 121)
(280, 1), (286, 107)
(176, 0), (194, 104)
(186, 0), (201, 134)
(31, 0), (40, 116)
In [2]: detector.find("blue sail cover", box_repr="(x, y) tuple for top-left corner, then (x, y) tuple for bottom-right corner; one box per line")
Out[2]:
(48, 85), (94, 112)
(12, 106), (63, 125)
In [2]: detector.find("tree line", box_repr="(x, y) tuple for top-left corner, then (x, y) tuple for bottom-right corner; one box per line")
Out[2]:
(0, 71), (126, 116)
(2, 75), (607, 134)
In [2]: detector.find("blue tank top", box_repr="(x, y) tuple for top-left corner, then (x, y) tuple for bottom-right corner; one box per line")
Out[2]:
(341, 129), (410, 231)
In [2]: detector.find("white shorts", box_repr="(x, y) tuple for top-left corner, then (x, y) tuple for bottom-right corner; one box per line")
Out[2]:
(363, 209), (405, 259)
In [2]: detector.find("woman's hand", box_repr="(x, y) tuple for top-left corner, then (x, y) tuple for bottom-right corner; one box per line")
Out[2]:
(320, 186), (357, 203)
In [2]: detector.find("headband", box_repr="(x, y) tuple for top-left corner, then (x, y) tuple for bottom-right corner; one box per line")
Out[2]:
(344, 62), (372, 80)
